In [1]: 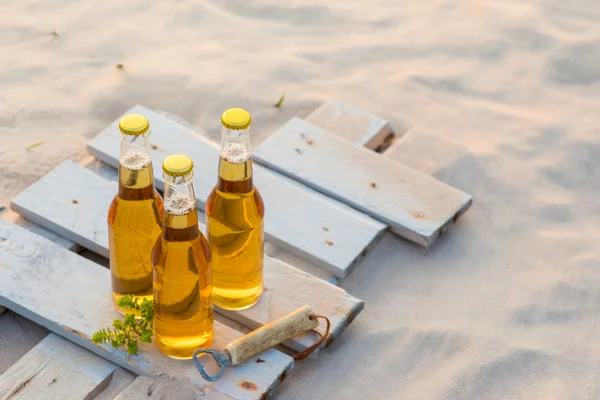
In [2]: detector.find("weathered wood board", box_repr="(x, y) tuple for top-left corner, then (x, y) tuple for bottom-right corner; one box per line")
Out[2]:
(87, 105), (386, 278)
(305, 98), (395, 151)
(1, 209), (76, 251)
(11, 160), (364, 355)
(253, 118), (473, 247)
(0, 210), (77, 316)
(0, 220), (293, 400)
(115, 376), (235, 400)
(0, 333), (116, 400)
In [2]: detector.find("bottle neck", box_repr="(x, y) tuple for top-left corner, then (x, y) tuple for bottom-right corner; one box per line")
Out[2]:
(118, 132), (155, 198)
(163, 173), (198, 232)
(217, 125), (254, 193)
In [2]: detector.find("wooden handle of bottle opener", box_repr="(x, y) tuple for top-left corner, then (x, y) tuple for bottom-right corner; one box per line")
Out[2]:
(225, 305), (319, 365)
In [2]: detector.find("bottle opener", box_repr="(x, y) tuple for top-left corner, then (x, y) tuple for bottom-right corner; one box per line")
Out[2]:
(193, 305), (329, 382)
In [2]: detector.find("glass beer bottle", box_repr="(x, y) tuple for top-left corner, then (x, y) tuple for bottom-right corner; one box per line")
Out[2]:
(108, 114), (163, 315)
(206, 108), (265, 310)
(153, 154), (214, 359)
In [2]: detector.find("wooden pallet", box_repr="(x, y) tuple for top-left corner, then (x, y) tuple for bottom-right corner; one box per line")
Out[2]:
(0, 99), (473, 399)
(0, 220), (293, 400)
(88, 106), (386, 279)
(11, 160), (363, 356)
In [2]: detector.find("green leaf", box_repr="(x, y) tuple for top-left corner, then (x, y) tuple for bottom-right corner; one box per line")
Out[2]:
(124, 314), (136, 326)
(127, 340), (138, 355)
(117, 295), (137, 309)
(92, 296), (154, 355)
(274, 92), (285, 108)
(92, 329), (111, 344)
(26, 142), (45, 151)
(140, 329), (153, 343)
(117, 333), (127, 346)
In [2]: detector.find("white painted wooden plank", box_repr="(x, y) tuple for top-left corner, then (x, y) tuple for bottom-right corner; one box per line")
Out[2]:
(0, 220), (293, 400)
(0, 313), (48, 374)
(1, 209), (76, 251)
(87, 105), (386, 278)
(305, 98), (395, 151)
(11, 161), (364, 356)
(0, 208), (78, 315)
(0, 333), (116, 400)
(254, 118), (473, 247)
(11, 161), (114, 258)
(114, 376), (235, 400)
(383, 125), (478, 193)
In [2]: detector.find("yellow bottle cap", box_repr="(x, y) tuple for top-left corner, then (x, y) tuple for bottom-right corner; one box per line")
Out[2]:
(221, 108), (251, 130)
(119, 114), (150, 136)
(162, 154), (194, 177)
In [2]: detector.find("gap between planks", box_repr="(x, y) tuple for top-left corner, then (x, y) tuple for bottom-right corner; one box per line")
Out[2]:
(87, 105), (386, 279)
(11, 160), (365, 357)
(0, 220), (293, 400)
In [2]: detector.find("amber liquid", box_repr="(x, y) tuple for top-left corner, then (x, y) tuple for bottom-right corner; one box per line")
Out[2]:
(152, 206), (214, 359)
(206, 156), (265, 310)
(108, 163), (163, 315)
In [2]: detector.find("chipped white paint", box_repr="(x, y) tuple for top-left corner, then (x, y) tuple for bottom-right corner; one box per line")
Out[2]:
(305, 98), (395, 151)
(253, 118), (473, 247)
(0, 333), (116, 400)
(11, 161), (364, 356)
(0, 220), (293, 400)
(87, 105), (386, 278)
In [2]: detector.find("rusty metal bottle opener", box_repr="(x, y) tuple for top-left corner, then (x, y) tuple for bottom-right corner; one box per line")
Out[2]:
(193, 305), (329, 382)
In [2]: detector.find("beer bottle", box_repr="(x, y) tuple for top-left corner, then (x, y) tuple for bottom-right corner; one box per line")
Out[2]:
(108, 114), (163, 315)
(206, 108), (265, 310)
(153, 154), (214, 358)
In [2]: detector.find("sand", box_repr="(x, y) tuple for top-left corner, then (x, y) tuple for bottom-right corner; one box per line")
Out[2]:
(2, 0), (600, 398)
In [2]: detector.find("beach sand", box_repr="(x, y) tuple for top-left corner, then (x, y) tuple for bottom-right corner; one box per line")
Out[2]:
(2, 0), (600, 398)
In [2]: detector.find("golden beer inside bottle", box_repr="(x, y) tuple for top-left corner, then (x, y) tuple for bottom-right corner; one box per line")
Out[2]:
(108, 151), (162, 315)
(153, 190), (214, 359)
(206, 146), (265, 311)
